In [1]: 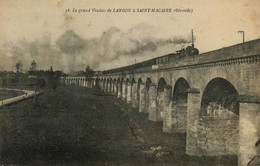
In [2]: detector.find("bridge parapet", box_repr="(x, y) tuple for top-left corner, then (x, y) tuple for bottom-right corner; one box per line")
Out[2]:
(198, 39), (260, 61)
(156, 54), (260, 71)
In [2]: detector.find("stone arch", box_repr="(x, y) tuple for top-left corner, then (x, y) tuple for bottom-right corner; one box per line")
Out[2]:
(107, 78), (112, 92)
(137, 78), (143, 107)
(88, 78), (91, 87)
(116, 78), (120, 97)
(99, 78), (102, 88)
(103, 78), (107, 91)
(145, 78), (152, 112)
(131, 78), (136, 86)
(79, 78), (82, 87)
(158, 78), (167, 92)
(73, 78), (76, 85)
(83, 78), (87, 87)
(91, 78), (94, 87)
(173, 77), (190, 101)
(198, 77), (239, 155)
(168, 77), (190, 133)
(113, 78), (117, 93)
(125, 78), (130, 101)
(157, 78), (167, 120)
(95, 78), (100, 88)
(81, 78), (83, 86)
(106, 78), (110, 92)
(145, 78), (152, 90)
(119, 78), (123, 98)
(130, 78), (136, 103)
(201, 77), (239, 116)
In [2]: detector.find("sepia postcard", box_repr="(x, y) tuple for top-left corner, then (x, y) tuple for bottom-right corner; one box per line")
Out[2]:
(0, 0), (259, 165)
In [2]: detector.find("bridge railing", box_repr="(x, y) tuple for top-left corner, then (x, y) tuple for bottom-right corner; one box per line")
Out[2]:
(195, 39), (260, 62)
(155, 54), (260, 72)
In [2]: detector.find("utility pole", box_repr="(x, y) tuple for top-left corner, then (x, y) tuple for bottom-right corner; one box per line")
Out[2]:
(238, 31), (245, 43)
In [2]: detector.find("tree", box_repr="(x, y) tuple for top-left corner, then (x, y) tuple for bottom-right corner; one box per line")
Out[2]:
(16, 61), (23, 73)
(29, 60), (37, 71)
(85, 65), (94, 77)
(50, 66), (53, 73)
(48, 66), (60, 89)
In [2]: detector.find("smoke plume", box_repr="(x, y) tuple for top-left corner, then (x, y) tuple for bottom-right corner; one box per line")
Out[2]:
(0, 23), (193, 73)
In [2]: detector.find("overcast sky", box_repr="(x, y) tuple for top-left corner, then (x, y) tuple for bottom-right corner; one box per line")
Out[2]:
(0, 0), (259, 72)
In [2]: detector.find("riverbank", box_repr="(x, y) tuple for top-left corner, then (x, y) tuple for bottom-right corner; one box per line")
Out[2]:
(0, 88), (43, 107)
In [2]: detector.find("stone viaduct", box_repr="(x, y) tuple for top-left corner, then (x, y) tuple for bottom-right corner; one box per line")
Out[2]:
(63, 39), (260, 166)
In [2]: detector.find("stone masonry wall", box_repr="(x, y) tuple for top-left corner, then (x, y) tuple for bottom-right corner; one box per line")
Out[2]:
(171, 101), (187, 133)
(197, 115), (239, 156)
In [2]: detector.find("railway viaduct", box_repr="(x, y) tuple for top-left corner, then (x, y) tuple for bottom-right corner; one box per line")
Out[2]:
(63, 39), (260, 166)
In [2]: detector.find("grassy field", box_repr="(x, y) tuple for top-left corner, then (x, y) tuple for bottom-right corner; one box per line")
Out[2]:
(0, 86), (237, 165)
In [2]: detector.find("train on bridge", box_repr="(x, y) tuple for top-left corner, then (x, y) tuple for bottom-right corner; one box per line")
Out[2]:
(102, 44), (199, 74)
